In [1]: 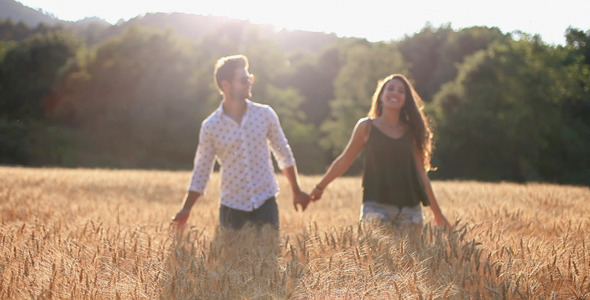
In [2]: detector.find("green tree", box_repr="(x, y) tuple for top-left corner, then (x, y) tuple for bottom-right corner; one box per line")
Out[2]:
(0, 30), (80, 166)
(565, 27), (590, 65)
(399, 24), (507, 103)
(277, 47), (339, 128)
(0, 40), (17, 60)
(53, 23), (298, 170)
(269, 42), (341, 173)
(53, 26), (205, 168)
(429, 26), (508, 99)
(0, 19), (65, 42)
(431, 35), (590, 184)
(192, 19), (290, 116)
(0, 19), (31, 41)
(264, 85), (323, 173)
(398, 24), (453, 102)
(320, 40), (408, 173)
(0, 30), (80, 120)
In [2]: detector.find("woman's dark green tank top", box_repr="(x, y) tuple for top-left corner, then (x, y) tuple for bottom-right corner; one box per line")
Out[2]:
(362, 121), (430, 207)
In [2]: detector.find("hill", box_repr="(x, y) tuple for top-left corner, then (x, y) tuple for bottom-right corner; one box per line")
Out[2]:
(87, 12), (340, 52)
(0, 0), (340, 52)
(0, 0), (60, 26)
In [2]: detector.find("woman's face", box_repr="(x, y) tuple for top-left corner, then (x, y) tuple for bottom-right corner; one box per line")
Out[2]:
(380, 78), (406, 111)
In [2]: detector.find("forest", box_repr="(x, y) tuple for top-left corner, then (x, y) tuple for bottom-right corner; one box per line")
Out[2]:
(1, 13), (589, 185)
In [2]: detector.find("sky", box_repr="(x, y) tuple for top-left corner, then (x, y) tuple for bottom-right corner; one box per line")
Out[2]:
(16, 0), (590, 46)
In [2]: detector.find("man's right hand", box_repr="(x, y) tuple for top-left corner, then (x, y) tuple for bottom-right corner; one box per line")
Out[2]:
(170, 208), (191, 229)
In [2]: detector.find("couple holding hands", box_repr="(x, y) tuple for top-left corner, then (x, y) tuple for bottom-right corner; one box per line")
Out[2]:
(171, 54), (449, 232)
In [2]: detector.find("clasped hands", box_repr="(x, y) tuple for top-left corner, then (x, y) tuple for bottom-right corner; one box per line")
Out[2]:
(293, 185), (325, 212)
(171, 185), (326, 230)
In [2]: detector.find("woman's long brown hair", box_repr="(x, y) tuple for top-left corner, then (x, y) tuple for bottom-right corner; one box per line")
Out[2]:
(368, 74), (434, 171)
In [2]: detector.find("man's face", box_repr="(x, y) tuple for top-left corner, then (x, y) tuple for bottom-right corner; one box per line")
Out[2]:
(229, 67), (254, 100)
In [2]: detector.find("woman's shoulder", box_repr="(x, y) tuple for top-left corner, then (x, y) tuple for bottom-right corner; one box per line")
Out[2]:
(354, 117), (373, 139)
(356, 117), (373, 127)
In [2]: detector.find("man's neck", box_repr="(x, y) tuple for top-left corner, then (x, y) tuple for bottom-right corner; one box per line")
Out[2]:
(222, 97), (247, 124)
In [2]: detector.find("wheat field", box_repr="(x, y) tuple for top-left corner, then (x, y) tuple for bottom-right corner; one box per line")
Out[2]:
(0, 166), (589, 299)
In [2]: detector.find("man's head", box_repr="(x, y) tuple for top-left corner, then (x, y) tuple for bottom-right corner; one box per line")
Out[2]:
(214, 55), (250, 94)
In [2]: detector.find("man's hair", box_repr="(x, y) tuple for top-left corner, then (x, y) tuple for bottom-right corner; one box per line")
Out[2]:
(214, 55), (249, 93)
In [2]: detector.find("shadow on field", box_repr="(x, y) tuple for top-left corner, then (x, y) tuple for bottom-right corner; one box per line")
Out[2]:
(161, 225), (284, 299)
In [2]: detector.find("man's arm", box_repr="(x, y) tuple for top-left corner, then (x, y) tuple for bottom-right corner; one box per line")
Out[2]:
(170, 190), (202, 228)
(265, 106), (310, 211)
(170, 121), (216, 229)
(282, 165), (310, 212)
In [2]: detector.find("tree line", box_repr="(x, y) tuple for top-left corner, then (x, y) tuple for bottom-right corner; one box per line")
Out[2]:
(0, 15), (589, 185)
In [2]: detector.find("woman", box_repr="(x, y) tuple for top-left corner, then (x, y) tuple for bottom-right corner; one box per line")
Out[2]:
(310, 74), (449, 228)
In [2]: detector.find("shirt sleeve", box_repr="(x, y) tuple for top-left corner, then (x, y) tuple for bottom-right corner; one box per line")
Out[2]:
(188, 121), (216, 193)
(266, 106), (296, 169)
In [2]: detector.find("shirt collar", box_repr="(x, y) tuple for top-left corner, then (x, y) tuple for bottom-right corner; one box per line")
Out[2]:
(215, 99), (252, 123)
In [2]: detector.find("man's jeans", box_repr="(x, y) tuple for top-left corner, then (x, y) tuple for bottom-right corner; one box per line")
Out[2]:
(219, 197), (279, 230)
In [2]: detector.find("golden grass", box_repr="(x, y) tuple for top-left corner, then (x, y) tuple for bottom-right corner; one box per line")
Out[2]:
(0, 166), (589, 299)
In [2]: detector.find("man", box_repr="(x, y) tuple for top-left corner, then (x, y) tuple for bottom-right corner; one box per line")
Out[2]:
(171, 54), (310, 230)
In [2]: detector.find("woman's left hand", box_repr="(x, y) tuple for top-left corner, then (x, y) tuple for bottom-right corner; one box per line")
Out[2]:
(310, 186), (324, 201)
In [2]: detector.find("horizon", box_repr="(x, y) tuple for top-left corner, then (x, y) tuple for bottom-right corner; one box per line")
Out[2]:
(13, 0), (590, 45)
